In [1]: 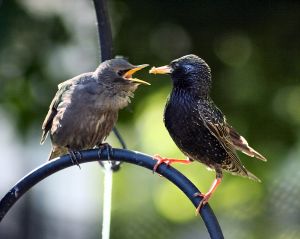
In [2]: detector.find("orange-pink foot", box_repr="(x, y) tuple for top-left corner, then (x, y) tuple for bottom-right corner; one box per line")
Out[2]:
(153, 154), (191, 172)
(193, 177), (222, 215)
(193, 192), (212, 215)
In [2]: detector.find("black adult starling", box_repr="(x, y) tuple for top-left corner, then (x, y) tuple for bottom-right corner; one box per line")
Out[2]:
(150, 54), (266, 212)
(41, 58), (149, 161)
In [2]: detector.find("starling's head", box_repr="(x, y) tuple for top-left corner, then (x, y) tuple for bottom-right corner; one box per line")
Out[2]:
(94, 58), (150, 91)
(150, 54), (211, 96)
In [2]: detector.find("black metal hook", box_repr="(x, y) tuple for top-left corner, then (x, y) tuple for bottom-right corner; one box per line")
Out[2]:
(0, 148), (224, 239)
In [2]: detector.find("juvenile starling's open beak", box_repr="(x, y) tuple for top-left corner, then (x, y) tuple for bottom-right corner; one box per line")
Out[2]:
(123, 64), (150, 85)
(149, 65), (172, 74)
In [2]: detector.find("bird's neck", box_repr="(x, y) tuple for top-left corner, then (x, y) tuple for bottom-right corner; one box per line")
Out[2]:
(100, 83), (137, 110)
(172, 85), (210, 101)
(172, 74), (211, 98)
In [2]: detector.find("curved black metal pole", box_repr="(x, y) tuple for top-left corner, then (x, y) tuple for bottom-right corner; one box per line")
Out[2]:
(0, 149), (224, 239)
(93, 0), (113, 61)
(112, 127), (127, 149)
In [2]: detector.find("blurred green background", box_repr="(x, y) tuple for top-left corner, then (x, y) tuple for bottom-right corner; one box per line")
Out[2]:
(1, 0), (300, 238)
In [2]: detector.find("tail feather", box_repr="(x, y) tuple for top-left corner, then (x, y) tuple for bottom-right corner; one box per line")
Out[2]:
(245, 170), (261, 183)
(226, 167), (261, 182)
(40, 131), (48, 145)
(222, 156), (261, 182)
(48, 147), (67, 161)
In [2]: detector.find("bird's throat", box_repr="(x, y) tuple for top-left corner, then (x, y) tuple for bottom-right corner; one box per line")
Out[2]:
(172, 86), (209, 102)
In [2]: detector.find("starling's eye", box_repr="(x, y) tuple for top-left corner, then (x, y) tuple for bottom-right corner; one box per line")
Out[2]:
(117, 69), (129, 77)
(173, 63), (180, 69)
(184, 65), (193, 73)
(170, 61), (179, 69)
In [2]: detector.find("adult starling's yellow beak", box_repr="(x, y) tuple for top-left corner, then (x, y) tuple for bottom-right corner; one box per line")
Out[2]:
(124, 64), (150, 85)
(149, 65), (172, 74)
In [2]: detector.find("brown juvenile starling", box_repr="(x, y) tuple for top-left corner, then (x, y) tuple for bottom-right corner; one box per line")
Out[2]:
(41, 58), (149, 161)
(149, 54), (266, 213)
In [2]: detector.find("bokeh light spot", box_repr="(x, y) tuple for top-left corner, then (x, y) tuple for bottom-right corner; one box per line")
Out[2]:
(150, 23), (192, 61)
(214, 33), (252, 67)
(153, 181), (195, 223)
(273, 84), (300, 125)
(213, 178), (263, 219)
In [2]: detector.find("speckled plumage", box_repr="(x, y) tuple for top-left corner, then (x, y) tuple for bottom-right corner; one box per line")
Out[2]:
(161, 54), (266, 180)
(41, 58), (144, 160)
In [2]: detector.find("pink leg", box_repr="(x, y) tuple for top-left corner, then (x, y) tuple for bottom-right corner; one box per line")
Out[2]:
(194, 177), (222, 215)
(153, 154), (191, 172)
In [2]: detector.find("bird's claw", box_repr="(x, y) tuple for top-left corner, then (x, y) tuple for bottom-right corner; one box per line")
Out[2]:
(153, 154), (171, 174)
(69, 150), (82, 169)
(193, 192), (211, 215)
(152, 154), (191, 173)
(97, 143), (120, 171)
(98, 143), (113, 160)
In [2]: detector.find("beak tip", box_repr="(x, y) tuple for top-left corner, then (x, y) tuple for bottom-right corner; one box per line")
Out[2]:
(136, 64), (149, 69)
(128, 78), (150, 85)
(148, 65), (171, 75)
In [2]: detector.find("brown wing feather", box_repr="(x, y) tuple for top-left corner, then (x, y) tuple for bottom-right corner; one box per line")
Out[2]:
(228, 125), (267, 161)
(204, 120), (261, 182)
(40, 98), (58, 144)
(40, 81), (72, 144)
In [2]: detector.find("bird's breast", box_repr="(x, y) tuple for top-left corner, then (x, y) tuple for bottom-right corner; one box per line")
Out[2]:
(164, 90), (226, 166)
(164, 91), (203, 147)
(52, 100), (118, 149)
